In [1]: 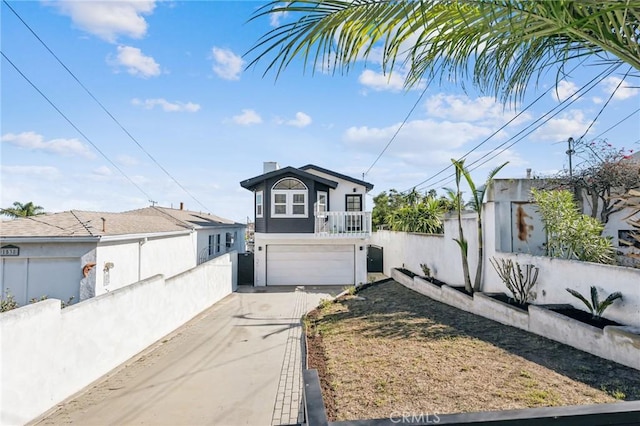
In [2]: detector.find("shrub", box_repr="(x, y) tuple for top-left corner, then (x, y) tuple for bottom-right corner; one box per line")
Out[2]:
(531, 188), (614, 264)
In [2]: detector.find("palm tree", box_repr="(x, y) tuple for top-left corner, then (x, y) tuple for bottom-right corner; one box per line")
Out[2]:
(248, 1), (640, 104)
(1, 201), (45, 218)
(452, 160), (508, 292)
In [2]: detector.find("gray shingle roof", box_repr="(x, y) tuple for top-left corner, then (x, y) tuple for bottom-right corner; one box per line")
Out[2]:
(126, 207), (244, 229)
(1, 210), (190, 238)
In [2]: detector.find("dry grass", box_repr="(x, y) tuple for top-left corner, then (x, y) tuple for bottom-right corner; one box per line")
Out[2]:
(305, 280), (640, 422)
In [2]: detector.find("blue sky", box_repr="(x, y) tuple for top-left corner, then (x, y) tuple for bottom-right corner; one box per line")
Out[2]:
(2, 0), (639, 223)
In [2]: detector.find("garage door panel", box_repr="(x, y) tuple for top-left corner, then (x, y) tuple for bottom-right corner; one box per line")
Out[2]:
(267, 244), (354, 286)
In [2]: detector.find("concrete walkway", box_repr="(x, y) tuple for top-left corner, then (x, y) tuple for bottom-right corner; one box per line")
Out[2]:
(31, 285), (343, 426)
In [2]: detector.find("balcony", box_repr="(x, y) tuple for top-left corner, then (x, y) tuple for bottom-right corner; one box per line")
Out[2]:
(314, 211), (372, 238)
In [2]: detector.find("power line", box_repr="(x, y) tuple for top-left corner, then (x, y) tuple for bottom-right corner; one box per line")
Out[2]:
(1, 51), (154, 201)
(578, 67), (632, 142)
(592, 107), (640, 140)
(363, 81), (431, 177)
(404, 58), (595, 193)
(3, 0), (211, 213)
(417, 63), (621, 191)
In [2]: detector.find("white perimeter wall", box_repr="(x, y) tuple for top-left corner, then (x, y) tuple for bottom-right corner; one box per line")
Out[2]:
(0, 252), (237, 426)
(370, 212), (478, 286)
(371, 202), (640, 328)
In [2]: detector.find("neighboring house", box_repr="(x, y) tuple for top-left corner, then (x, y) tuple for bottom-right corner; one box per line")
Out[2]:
(127, 206), (246, 264)
(0, 207), (244, 306)
(240, 162), (374, 286)
(491, 178), (640, 266)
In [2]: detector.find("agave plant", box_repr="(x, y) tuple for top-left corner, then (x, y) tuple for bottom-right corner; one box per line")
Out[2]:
(566, 286), (623, 320)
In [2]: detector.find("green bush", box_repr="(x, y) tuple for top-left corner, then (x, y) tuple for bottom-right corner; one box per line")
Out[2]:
(531, 188), (614, 264)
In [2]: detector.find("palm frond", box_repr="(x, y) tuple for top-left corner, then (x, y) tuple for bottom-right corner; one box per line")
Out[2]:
(247, 0), (640, 104)
(566, 287), (594, 313)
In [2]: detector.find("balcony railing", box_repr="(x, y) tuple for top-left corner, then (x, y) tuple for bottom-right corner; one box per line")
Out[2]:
(314, 211), (372, 238)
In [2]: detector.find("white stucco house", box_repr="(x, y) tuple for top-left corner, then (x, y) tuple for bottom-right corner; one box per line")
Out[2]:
(0, 207), (245, 307)
(127, 206), (246, 264)
(240, 163), (374, 286)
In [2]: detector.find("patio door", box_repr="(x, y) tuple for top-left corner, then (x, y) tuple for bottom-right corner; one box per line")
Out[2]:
(345, 194), (362, 231)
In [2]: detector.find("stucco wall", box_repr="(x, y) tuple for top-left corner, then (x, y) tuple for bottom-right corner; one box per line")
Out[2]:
(373, 208), (640, 327)
(0, 252), (236, 426)
(370, 212), (478, 287)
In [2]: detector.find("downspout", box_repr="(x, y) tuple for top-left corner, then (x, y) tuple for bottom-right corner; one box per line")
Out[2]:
(138, 237), (147, 281)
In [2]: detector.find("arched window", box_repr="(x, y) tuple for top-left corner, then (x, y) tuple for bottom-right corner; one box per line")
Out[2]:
(272, 178), (308, 217)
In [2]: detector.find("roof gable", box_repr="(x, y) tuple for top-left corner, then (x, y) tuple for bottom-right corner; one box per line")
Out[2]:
(299, 164), (374, 191)
(240, 166), (339, 191)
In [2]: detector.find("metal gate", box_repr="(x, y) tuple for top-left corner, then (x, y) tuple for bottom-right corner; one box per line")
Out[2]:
(238, 253), (254, 286)
(367, 245), (383, 273)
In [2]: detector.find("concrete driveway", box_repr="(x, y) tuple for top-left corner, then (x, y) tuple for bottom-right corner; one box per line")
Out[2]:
(31, 285), (343, 426)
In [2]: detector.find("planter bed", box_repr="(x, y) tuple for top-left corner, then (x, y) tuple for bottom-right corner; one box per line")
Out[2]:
(473, 292), (530, 331)
(392, 267), (640, 370)
(547, 306), (623, 329)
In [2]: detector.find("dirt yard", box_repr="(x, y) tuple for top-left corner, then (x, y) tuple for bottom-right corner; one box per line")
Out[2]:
(305, 280), (640, 422)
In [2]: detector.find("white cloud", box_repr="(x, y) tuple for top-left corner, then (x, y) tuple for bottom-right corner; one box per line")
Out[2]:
(344, 119), (494, 167)
(601, 76), (640, 101)
(131, 98), (200, 112)
(592, 97), (603, 104)
(286, 112), (312, 128)
(110, 46), (160, 78)
(232, 109), (262, 126)
(93, 166), (113, 177)
(117, 155), (139, 167)
(50, 1), (156, 43)
(358, 69), (407, 92)
(425, 94), (530, 125)
(0, 165), (60, 178)
(1, 131), (95, 159)
(269, 8), (288, 27)
(531, 110), (590, 142)
(211, 47), (244, 80)
(552, 80), (580, 102)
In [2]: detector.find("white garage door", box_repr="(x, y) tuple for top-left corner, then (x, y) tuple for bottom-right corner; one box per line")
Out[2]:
(267, 245), (355, 285)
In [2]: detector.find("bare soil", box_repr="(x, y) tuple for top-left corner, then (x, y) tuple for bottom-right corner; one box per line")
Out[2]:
(305, 280), (640, 422)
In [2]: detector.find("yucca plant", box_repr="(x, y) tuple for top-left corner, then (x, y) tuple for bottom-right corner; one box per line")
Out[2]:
(566, 286), (623, 320)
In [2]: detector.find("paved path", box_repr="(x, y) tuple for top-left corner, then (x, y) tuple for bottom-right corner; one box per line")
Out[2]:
(31, 286), (343, 426)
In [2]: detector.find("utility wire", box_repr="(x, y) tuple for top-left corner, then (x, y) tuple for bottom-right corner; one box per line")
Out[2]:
(363, 81), (431, 177)
(578, 67), (632, 142)
(592, 107), (640, 141)
(1, 51), (154, 201)
(405, 58), (593, 193)
(418, 63), (620, 191)
(3, 0), (211, 213)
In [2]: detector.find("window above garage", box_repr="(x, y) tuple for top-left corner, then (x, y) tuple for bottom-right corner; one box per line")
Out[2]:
(271, 178), (308, 218)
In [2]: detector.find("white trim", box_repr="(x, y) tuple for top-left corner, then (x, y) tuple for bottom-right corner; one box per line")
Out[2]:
(270, 178), (308, 218)
(256, 191), (263, 218)
(317, 191), (327, 214)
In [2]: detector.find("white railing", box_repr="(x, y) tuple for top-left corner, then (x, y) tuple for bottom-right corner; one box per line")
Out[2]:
(314, 211), (372, 237)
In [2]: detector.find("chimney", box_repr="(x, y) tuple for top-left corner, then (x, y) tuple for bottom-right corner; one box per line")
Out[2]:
(263, 162), (280, 174)
(180, 202), (184, 210)
(101, 217), (106, 232)
(526, 168), (532, 179)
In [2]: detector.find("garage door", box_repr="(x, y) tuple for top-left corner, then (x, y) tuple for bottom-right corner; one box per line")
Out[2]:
(267, 245), (355, 285)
